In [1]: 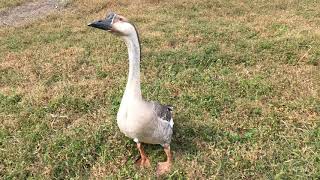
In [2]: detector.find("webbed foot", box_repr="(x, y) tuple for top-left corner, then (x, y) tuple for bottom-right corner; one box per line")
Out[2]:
(156, 161), (171, 176)
(135, 156), (151, 168)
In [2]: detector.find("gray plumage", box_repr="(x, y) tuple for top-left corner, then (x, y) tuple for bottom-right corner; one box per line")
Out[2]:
(152, 101), (173, 126)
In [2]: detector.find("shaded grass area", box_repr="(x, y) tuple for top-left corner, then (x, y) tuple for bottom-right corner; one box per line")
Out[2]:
(1, 0), (320, 179)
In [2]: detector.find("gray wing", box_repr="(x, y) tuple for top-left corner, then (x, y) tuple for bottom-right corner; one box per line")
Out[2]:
(149, 101), (174, 145)
(151, 101), (174, 128)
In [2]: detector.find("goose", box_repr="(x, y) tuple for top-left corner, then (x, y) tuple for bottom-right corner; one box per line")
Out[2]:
(88, 12), (174, 175)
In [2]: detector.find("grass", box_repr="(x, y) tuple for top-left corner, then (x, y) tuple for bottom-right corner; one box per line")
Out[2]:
(0, 0), (34, 10)
(1, 0), (320, 179)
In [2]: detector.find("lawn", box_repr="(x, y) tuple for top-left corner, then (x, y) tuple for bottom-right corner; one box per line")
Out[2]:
(0, 0), (33, 9)
(1, 0), (319, 179)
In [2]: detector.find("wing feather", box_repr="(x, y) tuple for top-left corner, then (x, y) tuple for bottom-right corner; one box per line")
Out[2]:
(151, 101), (174, 127)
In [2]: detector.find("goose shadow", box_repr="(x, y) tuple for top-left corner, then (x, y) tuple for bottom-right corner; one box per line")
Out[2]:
(169, 115), (223, 156)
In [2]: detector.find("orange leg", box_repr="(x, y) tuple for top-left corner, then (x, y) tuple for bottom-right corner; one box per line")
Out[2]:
(135, 143), (151, 168)
(156, 144), (172, 176)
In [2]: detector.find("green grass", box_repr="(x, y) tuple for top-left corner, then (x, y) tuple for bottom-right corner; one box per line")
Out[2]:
(1, 0), (320, 179)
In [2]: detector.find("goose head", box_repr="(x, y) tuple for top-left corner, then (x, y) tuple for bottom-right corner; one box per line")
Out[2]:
(88, 12), (136, 37)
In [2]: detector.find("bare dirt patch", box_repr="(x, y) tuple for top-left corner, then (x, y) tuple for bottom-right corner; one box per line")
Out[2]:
(0, 0), (63, 27)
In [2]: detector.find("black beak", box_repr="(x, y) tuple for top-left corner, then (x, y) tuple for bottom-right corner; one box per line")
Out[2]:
(88, 12), (116, 31)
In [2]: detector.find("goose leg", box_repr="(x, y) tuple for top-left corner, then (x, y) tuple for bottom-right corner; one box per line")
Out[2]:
(156, 144), (172, 176)
(135, 143), (151, 168)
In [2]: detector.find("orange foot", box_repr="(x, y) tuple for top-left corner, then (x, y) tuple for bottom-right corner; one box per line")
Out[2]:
(135, 157), (151, 168)
(156, 161), (171, 176)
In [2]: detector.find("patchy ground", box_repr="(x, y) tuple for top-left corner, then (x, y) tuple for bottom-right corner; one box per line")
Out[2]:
(1, 0), (319, 179)
(0, 0), (63, 27)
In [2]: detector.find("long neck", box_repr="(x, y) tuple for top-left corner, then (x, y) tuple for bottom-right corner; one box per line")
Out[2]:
(122, 31), (141, 99)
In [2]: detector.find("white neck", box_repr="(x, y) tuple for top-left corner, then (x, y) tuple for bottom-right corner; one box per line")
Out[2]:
(122, 32), (142, 100)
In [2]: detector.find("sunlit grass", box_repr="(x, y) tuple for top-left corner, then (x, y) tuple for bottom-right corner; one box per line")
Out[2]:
(0, 0), (32, 9)
(1, 0), (320, 179)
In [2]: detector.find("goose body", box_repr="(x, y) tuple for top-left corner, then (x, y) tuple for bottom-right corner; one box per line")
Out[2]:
(117, 99), (173, 145)
(88, 12), (173, 175)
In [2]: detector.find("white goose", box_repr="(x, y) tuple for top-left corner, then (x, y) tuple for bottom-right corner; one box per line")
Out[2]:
(88, 12), (174, 175)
